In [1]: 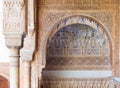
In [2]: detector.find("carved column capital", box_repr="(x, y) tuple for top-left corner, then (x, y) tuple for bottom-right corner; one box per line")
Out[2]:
(3, 32), (23, 48)
(20, 33), (35, 62)
(20, 51), (34, 62)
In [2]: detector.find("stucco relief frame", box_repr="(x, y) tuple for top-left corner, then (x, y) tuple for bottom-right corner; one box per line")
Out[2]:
(39, 14), (113, 70)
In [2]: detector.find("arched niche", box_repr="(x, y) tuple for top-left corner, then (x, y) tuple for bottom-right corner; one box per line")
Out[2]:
(0, 76), (9, 88)
(40, 15), (113, 70)
(45, 23), (111, 70)
(40, 15), (114, 88)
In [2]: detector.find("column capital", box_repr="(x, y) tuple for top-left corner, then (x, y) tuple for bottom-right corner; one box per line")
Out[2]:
(3, 32), (23, 48)
(20, 33), (35, 62)
(21, 51), (34, 62)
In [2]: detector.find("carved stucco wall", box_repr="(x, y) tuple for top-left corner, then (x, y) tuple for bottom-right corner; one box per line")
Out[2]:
(1, 0), (120, 88)
(36, 0), (118, 78)
(36, 0), (119, 76)
(30, 0), (120, 87)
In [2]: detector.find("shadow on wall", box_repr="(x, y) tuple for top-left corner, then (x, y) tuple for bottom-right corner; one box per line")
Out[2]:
(0, 76), (9, 88)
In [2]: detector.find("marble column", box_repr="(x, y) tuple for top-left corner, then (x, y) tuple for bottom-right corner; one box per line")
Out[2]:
(23, 61), (31, 88)
(3, 32), (23, 88)
(20, 33), (35, 88)
(20, 51), (34, 88)
(9, 48), (20, 88)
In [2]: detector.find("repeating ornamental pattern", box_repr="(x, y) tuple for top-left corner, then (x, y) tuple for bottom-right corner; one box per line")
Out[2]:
(43, 13), (113, 33)
(3, 0), (25, 33)
(43, 78), (114, 88)
(46, 24), (111, 70)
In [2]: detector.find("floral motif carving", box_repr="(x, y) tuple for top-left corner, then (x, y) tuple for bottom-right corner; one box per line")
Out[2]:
(43, 12), (113, 34)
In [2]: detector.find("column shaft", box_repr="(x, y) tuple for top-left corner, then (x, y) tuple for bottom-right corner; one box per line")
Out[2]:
(9, 48), (19, 88)
(23, 62), (31, 88)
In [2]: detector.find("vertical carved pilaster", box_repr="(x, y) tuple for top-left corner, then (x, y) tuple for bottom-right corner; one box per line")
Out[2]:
(27, 0), (35, 34)
(20, 0), (36, 87)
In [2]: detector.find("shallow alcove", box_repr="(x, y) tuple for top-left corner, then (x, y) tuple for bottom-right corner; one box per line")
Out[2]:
(41, 24), (113, 88)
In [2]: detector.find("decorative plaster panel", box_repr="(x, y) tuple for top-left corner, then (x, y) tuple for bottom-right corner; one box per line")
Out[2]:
(42, 78), (114, 88)
(42, 12), (113, 34)
(3, 0), (25, 33)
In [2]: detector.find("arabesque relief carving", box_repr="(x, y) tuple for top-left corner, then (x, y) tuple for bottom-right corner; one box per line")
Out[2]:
(42, 12), (113, 34)
(43, 78), (114, 88)
(3, 0), (25, 32)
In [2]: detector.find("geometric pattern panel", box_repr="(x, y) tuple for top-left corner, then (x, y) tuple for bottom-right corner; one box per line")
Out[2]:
(43, 78), (114, 88)
(46, 24), (111, 70)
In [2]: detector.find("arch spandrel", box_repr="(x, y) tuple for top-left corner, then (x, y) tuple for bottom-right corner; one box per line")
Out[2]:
(40, 15), (113, 70)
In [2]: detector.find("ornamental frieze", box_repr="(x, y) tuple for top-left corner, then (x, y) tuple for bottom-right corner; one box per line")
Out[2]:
(39, 0), (118, 10)
(41, 11), (113, 34)
(3, 0), (25, 11)
(42, 78), (114, 88)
